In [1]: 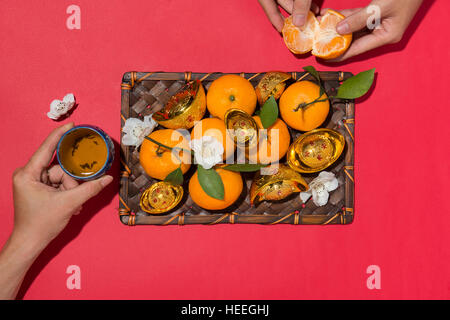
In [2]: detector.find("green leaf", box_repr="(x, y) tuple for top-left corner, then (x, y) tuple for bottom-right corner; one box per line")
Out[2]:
(197, 165), (224, 200)
(260, 95), (278, 129)
(303, 66), (324, 96)
(223, 163), (268, 172)
(303, 66), (320, 82)
(164, 167), (183, 185)
(336, 68), (375, 99)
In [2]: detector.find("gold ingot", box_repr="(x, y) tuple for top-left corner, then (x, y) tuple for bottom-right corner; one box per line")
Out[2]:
(153, 80), (206, 130)
(255, 71), (291, 105)
(287, 128), (345, 173)
(249, 164), (308, 206)
(139, 181), (184, 214)
(224, 108), (258, 148)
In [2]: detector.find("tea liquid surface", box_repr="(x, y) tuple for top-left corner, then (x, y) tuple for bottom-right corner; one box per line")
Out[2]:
(60, 129), (107, 177)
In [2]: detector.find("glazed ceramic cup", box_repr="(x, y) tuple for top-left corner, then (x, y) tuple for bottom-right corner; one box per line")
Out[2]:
(56, 125), (114, 181)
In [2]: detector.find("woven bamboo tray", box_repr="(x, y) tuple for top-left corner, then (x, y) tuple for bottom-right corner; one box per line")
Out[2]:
(119, 71), (354, 226)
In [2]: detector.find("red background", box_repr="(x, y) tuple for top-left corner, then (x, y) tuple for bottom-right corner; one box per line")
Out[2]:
(0, 0), (449, 299)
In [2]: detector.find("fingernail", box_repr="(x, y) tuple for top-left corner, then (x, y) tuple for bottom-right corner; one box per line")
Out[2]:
(337, 22), (349, 34)
(100, 175), (113, 187)
(293, 14), (306, 27)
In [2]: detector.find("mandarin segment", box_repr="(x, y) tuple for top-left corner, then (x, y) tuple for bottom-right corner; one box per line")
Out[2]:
(282, 9), (352, 60)
(282, 12), (318, 54)
(312, 9), (352, 60)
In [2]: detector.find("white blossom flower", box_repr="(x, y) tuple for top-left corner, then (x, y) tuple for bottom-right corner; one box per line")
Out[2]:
(300, 171), (339, 206)
(47, 93), (76, 120)
(122, 115), (158, 147)
(189, 136), (224, 170)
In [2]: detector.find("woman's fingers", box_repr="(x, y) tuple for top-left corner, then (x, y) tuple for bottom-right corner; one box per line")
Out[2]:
(259, 0), (320, 31)
(336, 7), (371, 34)
(337, 8), (364, 18)
(319, 6), (386, 61)
(318, 8), (363, 26)
(320, 7), (362, 17)
(278, 0), (319, 15)
(61, 175), (113, 208)
(24, 122), (74, 180)
(292, 0), (312, 27)
(258, 0), (285, 32)
(277, 0), (294, 14)
(47, 165), (79, 190)
(310, 2), (319, 14)
(329, 31), (390, 62)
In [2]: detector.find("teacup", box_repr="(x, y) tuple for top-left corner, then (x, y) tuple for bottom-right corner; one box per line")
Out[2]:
(57, 125), (114, 180)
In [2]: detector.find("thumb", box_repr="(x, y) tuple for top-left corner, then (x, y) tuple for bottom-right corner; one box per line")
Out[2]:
(62, 175), (113, 207)
(292, 0), (312, 27)
(336, 8), (370, 35)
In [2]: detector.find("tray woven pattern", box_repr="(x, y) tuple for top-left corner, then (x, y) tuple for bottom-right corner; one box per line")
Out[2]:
(119, 71), (354, 226)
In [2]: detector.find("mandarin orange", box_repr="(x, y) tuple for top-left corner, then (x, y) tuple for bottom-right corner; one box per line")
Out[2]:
(279, 81), (329, 131)
(189, 168), (243, 210)
(206, 74), (257, 120)
(246, 116), (291, 164)
(139, 129), (191, 180)
(190, 117), (235, 160)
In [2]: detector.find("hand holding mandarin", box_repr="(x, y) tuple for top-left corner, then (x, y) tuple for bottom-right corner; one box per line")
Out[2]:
(330, 0), (423, 61)
(258, 0), (424, 61)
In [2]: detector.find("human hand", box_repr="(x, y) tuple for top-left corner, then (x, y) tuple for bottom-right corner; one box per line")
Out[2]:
(11, 122), (113, 249)
(258, 0), (320, 32)
(329, 0), (423, 61)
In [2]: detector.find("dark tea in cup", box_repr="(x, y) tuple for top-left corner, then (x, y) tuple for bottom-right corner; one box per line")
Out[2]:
(57, 125), (114, 180)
